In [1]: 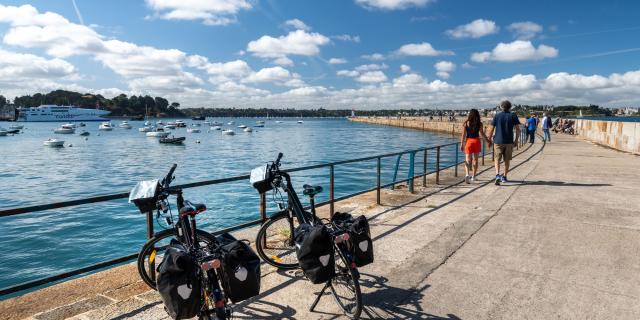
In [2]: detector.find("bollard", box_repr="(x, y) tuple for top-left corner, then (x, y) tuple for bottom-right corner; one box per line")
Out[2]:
(423, 149), (427, 187)
(376, 157), (381, 205)
(329, 165), (335, 217)
(436, 146), (441, 184)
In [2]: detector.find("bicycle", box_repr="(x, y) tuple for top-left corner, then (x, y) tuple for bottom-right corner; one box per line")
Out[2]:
(251, 153), (363, 318)
(131, 164), (259, 320)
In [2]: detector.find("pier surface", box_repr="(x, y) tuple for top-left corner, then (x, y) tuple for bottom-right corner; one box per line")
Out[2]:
(2, 133), (639, 319)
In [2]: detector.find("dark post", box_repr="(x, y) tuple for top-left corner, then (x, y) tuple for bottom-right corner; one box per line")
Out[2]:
(454, 143), (459, 177)
(259, 192), (266, 221)
(376, 157), (381, 205)
(329, 165), (335, 217)
(408, 152), (415, 193)
(422, 149), (427, 187)
(436, 146), (441, 184)
(482, 140), (485, 165)
(146, 210), (155, 281)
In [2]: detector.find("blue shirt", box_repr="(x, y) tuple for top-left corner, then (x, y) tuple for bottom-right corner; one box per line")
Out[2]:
(491, 111), (520, 144)
(527, 117), (537, 131)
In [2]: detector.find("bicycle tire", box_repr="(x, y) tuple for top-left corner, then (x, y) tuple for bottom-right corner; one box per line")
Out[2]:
(137, 228), (218, 289)
(255, 213), (300, 270)
(329, 245), (363, 319)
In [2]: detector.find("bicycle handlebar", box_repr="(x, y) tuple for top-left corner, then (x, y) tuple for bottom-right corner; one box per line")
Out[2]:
(162, 163), (177, 188)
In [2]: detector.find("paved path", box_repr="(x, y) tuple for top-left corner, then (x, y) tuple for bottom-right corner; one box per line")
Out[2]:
(4, 133), (639, 319)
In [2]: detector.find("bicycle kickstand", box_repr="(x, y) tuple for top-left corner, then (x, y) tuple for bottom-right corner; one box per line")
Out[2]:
(309, 281), (331, 312)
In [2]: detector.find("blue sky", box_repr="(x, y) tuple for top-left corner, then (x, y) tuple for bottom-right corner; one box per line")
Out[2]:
(0, 0), (639, 108)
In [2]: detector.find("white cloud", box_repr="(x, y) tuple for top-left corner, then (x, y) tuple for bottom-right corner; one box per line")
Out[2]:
(329, 58), (348, 64)
(243, 66), (305, 87)
(331, 34), (360, 43)
(461, 62), (474, 69)
(0, 49), (76, 80)
(284, 18), (311, 31)
(396, 42), (454, 56)
(145, 0), (252, 25)
(400, 64), (411, 73)
(446, 19), (499, 39)
(471, 40), (558, 63)
(361, 53), (385, 61)
(337, 70), (360, 77)
(355, 63), (388, 72)
(355, 0), (433, 10)
(434, 61), (456, 79)
(357, 71), (388, 83)
(247, 30), (330, 65)
(507, 21), (543, 40)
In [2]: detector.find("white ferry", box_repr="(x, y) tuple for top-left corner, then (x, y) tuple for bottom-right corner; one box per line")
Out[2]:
(16, 105), (110, 122)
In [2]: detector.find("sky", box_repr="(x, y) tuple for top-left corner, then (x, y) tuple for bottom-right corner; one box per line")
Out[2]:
(0, 0), (639, 109)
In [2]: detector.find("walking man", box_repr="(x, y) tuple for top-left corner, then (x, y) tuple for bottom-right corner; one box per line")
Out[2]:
(488, 100), (521, 185)
(527, 114), (538, 143)
(541, 113), (552, 142)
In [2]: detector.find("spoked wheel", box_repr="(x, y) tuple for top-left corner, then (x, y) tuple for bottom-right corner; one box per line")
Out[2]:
(137, 228), (218, 289)
(329, 246), (362, 319)
(255, 213), (300, 269)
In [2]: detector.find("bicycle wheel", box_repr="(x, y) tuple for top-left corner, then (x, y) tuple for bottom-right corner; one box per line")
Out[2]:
(137, 228), (218, 289)
(255, 213), (300, 269)
(329, 245), (362, 319)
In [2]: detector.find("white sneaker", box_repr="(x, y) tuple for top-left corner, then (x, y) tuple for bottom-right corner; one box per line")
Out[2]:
(470, 176), (475, 183)
(464, 175), (471, 184)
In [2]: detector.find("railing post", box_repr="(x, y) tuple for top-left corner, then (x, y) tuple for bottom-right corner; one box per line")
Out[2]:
(329, 164), (335, 217)
(376, 157), (381, 205)
(259, 192), (266, 221)
(422, 149), (427, 187)
(408, 152), (415, 193)
(454, 143), (459, 177)
(146, 210), (155, 282)
(436, 146), (441, 185)
(481, 140), (485, 165)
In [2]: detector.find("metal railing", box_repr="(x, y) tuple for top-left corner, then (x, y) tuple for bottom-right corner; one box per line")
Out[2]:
(0, 140), (492, 297)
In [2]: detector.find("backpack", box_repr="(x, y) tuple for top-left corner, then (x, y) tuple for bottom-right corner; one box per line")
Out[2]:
(294, 224), (335, 284)
(332, 212), (374, 267)
(156, 240), (201, 320)
(217, 233), (261, 303)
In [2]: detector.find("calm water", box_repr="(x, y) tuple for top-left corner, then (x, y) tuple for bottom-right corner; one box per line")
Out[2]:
(0, 118), (459, 291)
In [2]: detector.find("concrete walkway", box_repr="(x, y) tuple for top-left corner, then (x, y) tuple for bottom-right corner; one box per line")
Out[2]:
(3, 133), (639, 319)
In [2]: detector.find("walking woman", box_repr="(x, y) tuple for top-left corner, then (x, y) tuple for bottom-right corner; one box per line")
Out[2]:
(460, 109), (491, 183)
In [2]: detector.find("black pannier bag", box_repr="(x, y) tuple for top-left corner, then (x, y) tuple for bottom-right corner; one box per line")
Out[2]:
(332, 212), (374, 267)
(217, 233), (261, 303)
(294, 224), (335, 284)
(250, 164), (273, 193)
(156, 240), (201, 320)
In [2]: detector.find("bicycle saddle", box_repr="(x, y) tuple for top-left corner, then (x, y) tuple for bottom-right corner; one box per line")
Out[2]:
(303, 184), (323, 196)
(180, 201), (206, 216)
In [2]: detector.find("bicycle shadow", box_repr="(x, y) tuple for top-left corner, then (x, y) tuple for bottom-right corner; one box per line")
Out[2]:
(229, 299), (297, 319)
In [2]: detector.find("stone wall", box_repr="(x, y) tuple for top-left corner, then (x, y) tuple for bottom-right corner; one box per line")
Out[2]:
(575, 119), (640, 154)
(348, 116), (496, 136)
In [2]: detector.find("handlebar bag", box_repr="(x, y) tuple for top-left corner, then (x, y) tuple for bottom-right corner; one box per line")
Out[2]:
(332, 213), (374, 267)
(218, 233), (261, 303)
(250, 165), (273, 193)
(156, 240), (201, 320)
(294, 224), (335, 284)
(128, 179), (160, 213)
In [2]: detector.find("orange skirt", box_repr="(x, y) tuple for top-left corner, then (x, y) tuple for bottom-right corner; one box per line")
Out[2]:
(465, 137), (481, 154)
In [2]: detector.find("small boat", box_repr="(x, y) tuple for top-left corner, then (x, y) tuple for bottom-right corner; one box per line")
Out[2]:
(61, 123), (76, 129)
(227, 121), (235, 125)
(79, 131), (90, 136)
(43, 138), (64, 147)
(164, 124), (177, 129)
(9, 124), (24, 130)
(254, 124), (264, 128)
(78, 122), (86, 127)
(187, 128), (201, 133)
(275, 120), (283, 123)
(144, 121), (151, 126)
(238, 124), (247, 129)
(175, 120), (186, 127)
(54, 127), (75, 134)
(146, 131), (170, 138)
(139, 126), (153, 132)
(211, 126), (222, 131)
(118, 121), (132, 129)
(256, 120), (265, 124)
(0, 129), (7, 136)
(99, 122), (113, 131)
(297, 120), (304, 124)
(244, 127), (253, 132)
(6, 129), (20, 134)
(211, 121), (222, 125)
(160, 136), (186, 144)
(192, 123), (201, 127)
(222, 129), (235, 136)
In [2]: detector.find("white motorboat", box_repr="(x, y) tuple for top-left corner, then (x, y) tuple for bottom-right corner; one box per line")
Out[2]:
(243, 127), (253, 132)
(146, 130), (170, 138)
(0, 129), (7, 136)
(275, 120), (283, 123)
(118, 121), (132, 129)
(256, 120), (265, 124)
(227, 121), (235, 125)
(9, 124), (24, 129)
(79, 130), (90, 136)
(222, 129), (235, 136)
(54, 127), (75, 134)
(157, 120), (164, 126)
(211, 126), (222, 131)
(164, 124), (176, 129)
(139, 126), (154, 132)
(144, 121), (151, 126)
(61, 123), (76, 129)
(175, 120), (186, 127)
(212, 121), (222, 125)
(238, 124), (247, 129)
(187, 128), (201, 133)
(43, 138), (64, 147)
(297, 120), (304, 124)
(99, 122), (114, 131)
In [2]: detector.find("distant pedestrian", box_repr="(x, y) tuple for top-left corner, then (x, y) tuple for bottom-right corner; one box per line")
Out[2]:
(541, 113), (552, 142)
(488, 100), (521, 185)
(524, 115), (531, 141)
(460, 109), (491, 183)
(527, 115), (538, 143)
